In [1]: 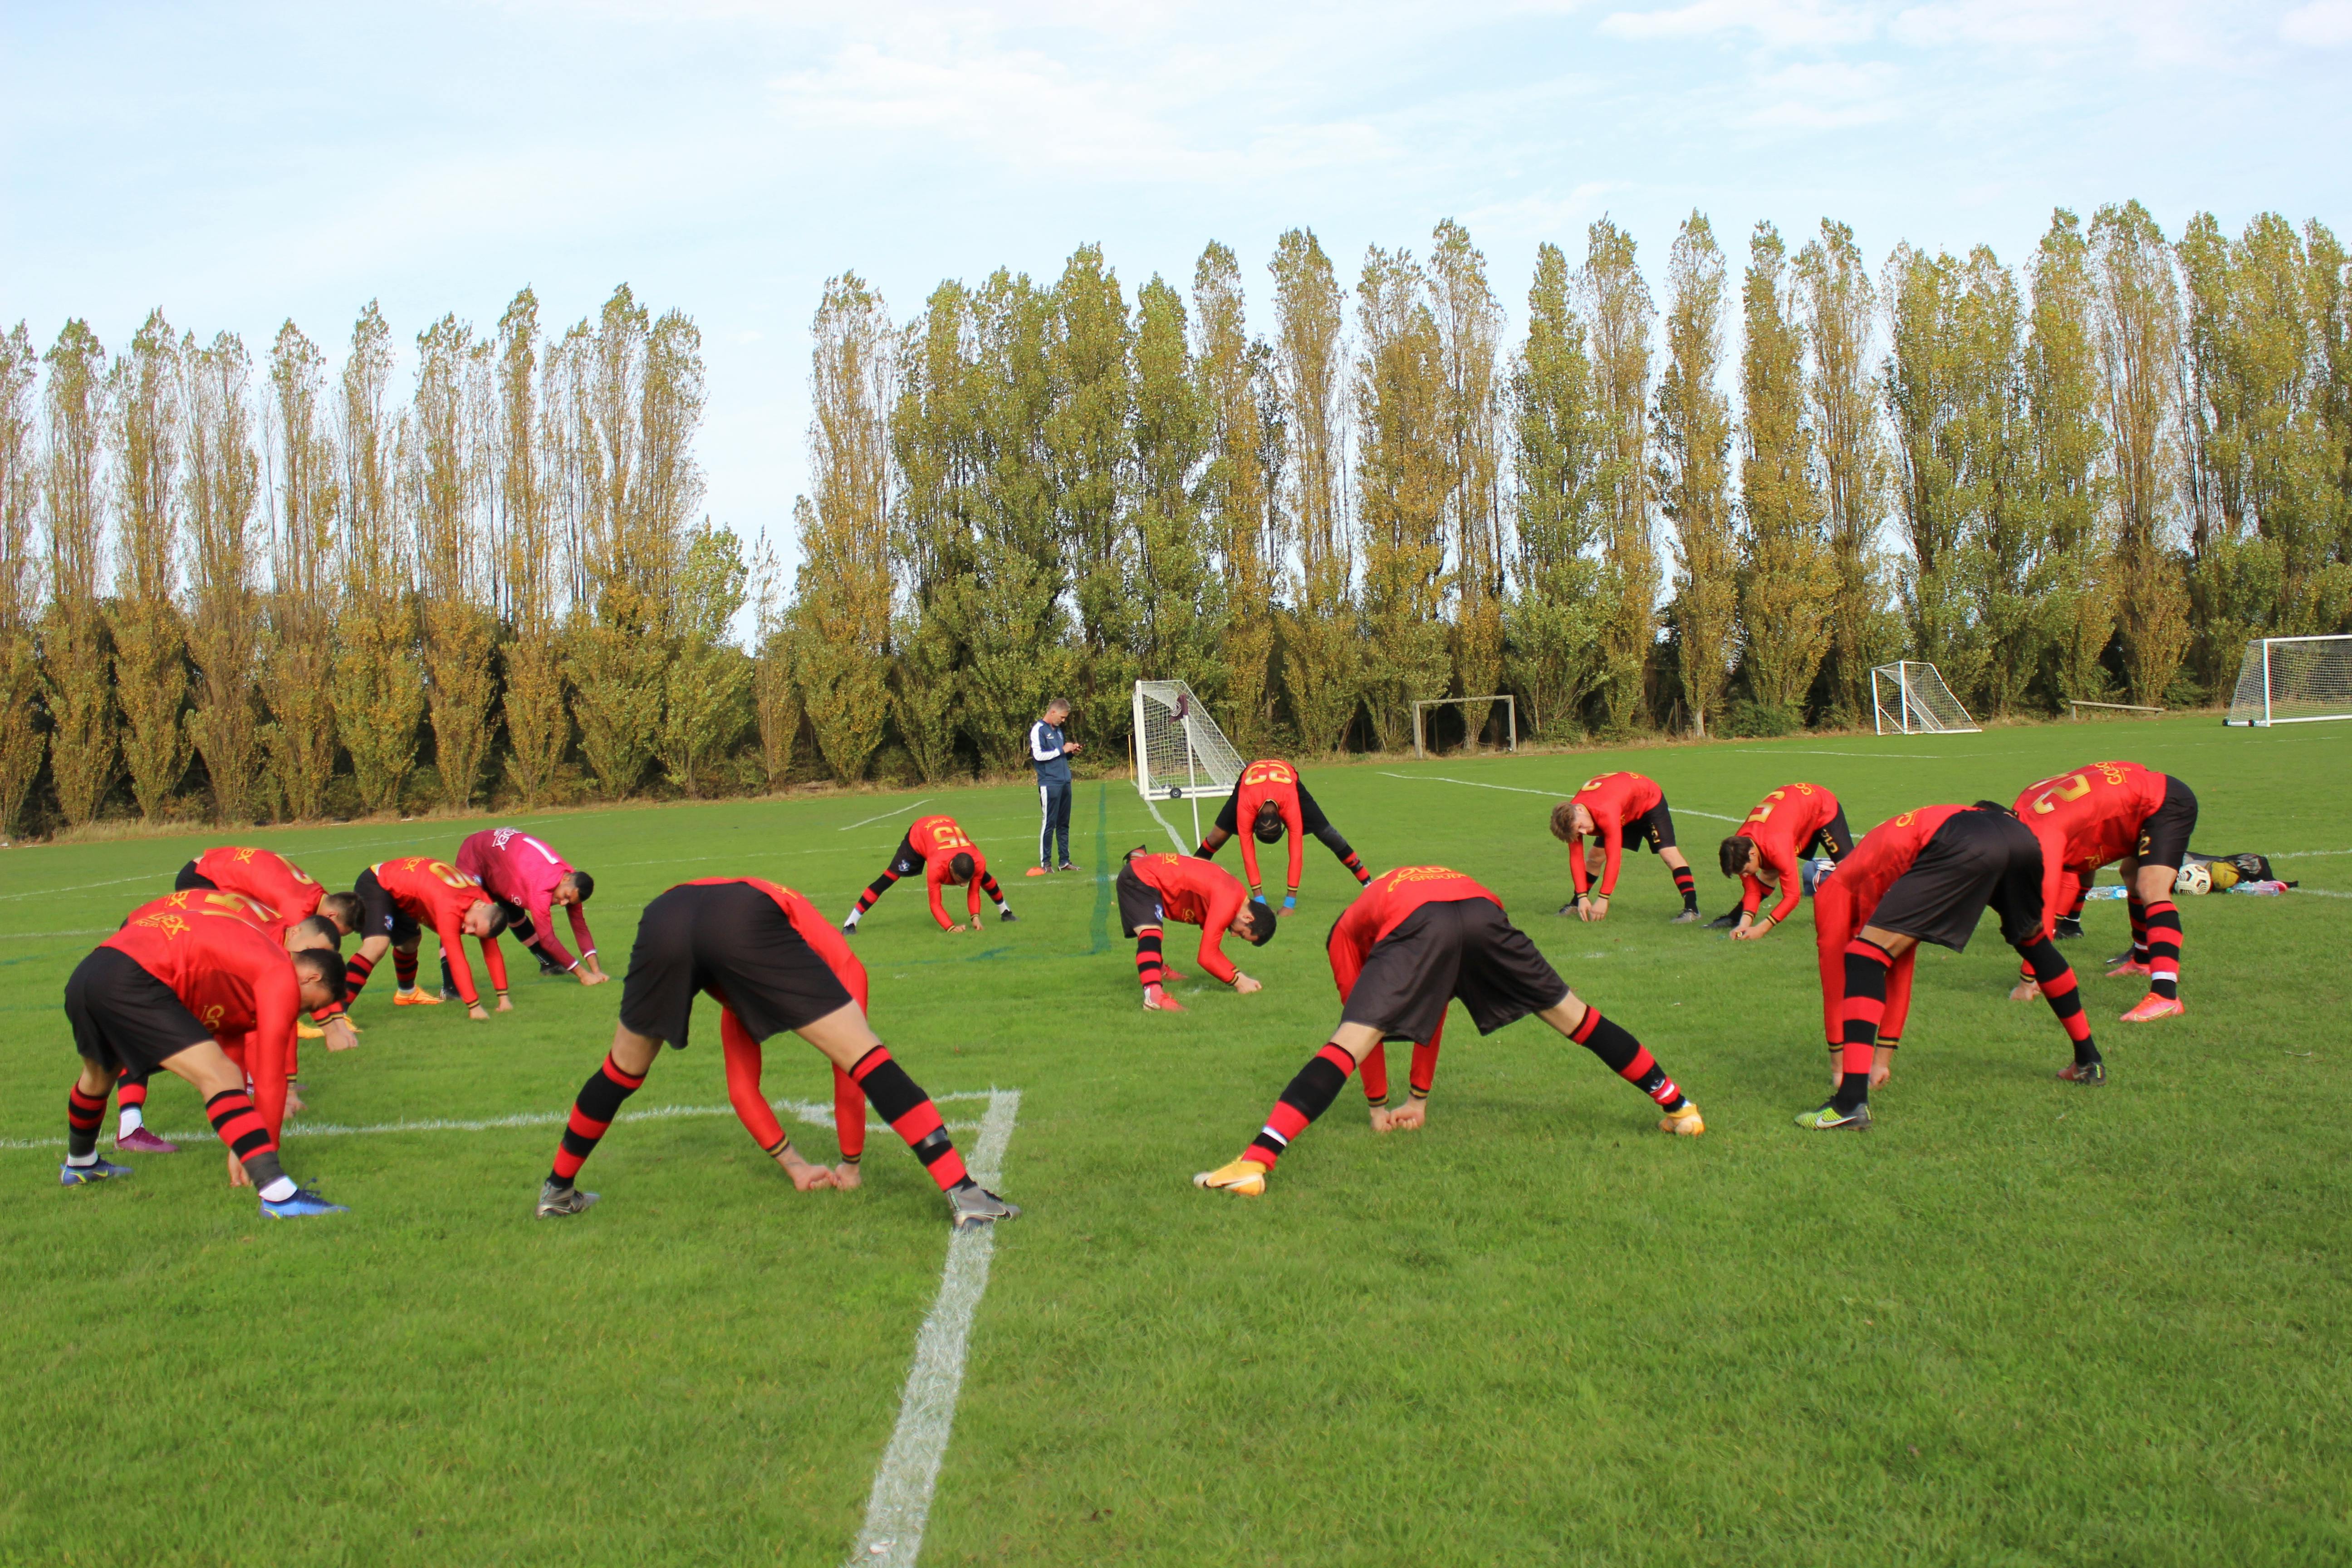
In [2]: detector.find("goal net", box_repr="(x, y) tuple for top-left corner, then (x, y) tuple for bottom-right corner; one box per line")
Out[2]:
(1133, 681), (1245, 802)
(1871, 661), (1980, 735)
(2225, 635), (2352, 726)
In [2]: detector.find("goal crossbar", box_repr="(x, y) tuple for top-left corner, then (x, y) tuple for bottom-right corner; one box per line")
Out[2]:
(1411, 696), (1518, 758)
(1871, 661), (1980, 736)
(2224, 634), (2352, 727)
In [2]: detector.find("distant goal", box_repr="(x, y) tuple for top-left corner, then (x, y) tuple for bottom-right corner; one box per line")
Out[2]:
(1871, 661), (1980, 736)
(1412, 695), (1517, 758)
(2225, 635), (2352, 726)
(1133, 681), (1246, 850)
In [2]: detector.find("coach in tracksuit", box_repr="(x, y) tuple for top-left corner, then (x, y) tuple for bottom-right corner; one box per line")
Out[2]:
(1030, 699), (1081, 875)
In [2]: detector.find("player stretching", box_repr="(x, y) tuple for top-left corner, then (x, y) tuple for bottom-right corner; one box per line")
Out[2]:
(1195, 865), (1702, 1196)
(535, 877), (1018, 1229)
(1194, 757), (1372, 916)
(1551, 771), (1702, 923)
(843, 813), (1015, 934)
(455, 827), (606, 985)
(1116, 847), (1277, 1012)
(1801, 802), (2103, 1133)
(59, 889), (349, 1215)
(1717, 783), (1856, 941)
(343, 857), (512, 1020)
(2010, 760), (2198, 1023)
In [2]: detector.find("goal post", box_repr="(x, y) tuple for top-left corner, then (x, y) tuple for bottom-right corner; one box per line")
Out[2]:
(1871, 661), (1980, 736)
(2225, 635), (2352, 726)
(1411, 696), (1517, 758)
(1132, 681), (1247, 848)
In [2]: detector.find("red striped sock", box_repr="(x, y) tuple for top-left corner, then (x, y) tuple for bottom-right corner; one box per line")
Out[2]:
(1133, 930), (1166, 990)
(551, 1054), (646, 1184)
(851, 1046), (968, 1191)
(2144, 900), (2181, 1000)
(1246, 1044), (1355, 1168)
(68, 1083), (108, 1157)
(1838, 939), (1893, 1102)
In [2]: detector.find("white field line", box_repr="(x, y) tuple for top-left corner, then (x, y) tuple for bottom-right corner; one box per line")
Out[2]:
(840, 799), (931, 833)
(0, 1090), (1000, 1153)
(1729, 748), (1949, 760)
(0, 929), (109, 940)
(2271, 849), (2352, 859)
(2296, 887), (2352, 899)
(848, 1088), (1020, 1568)
(1142, 796), (1192, 855)
(1374, 772), (1741, 822)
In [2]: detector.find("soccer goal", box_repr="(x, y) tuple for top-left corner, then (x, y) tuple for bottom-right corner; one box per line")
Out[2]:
(2225, 635), (2352, 726)
(1412, 696), (1518, 758)
(1871, 661), (1980, 736)
(1132, 680), (1247, 847)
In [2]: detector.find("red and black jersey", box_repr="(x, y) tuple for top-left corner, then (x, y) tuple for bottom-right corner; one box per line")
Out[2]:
(1326, 866), (1501, 1000)
(1825, 805), (1978, 917)
(370, 857), (510, 1005)
(908, 814), (990, 930)
(2014, 761), (2170, 877)
(1565, 771), (1663, 897)
(681, 877), (870, 1013)
(1231, 759), (1307, 895)
(104, 889), (301, 1139)
(191, 846), (324, 935)
(1125, 853), (1250, 984)
(1735, 783), (1841, 925)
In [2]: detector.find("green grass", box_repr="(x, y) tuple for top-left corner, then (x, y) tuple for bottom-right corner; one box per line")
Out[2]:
(2, 715), (2347, 1566)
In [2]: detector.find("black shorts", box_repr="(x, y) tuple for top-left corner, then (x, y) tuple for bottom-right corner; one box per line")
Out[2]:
(2135, 775), (2199, 871)
(1622, 798), (1677, 855)
(1867, 810), (2047, 952)
(1338, 897), (1570, 1046)
(174, 862), (216, 892)
(1809, 805), (1857, 862)
(65, 948), (213, 1078)
(1213, 781), (1333, 838)
(1116, 863), (1165, 937)
(885, 833), (927, 880)
(353, 867), (420, 946)
(617, 882), (854, 1049)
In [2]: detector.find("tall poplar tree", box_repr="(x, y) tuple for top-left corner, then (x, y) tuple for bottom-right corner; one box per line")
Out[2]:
(495, 289), (568, 808)
(1798, 220), (1889, 719)
(262, 322), (339, 819)
(2025, 210), (2117, 704)
(1882, 244), (1988, 700)
(0, 323), (41, 835)
(887, 280), (980, 781)
(1508, 242), (1607, 739)
(1583, 219), (1656, 731)
(662, 518), (750, 795)
(1353, 244), (1452, 750)
(2092, 201), (2191, 705)
(1428, 219), (1506, 746)
(334, 301), (422, 814)
(41, 320), (115, 825)
(185, 331), (266, 823)
(1653, 212), (1736, 735)
(411, 314), (496, 808)
(1271, 228), (1358, 750)
(1952, 247), (2040, 715)
(1047, 245), (1138, 738)
(108, 310), (191, 819)
(1193, 241), (1283, 752)
(1132, 273), (1221, 697)
(1738, 224), (1835, 719)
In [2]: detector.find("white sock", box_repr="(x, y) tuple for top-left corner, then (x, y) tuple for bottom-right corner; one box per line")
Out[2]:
(843, 908), (861, 926)
(259, 1175), (298, 1202)
(118, 1106), (144, 1135)
(67, 1150), (98, 1167)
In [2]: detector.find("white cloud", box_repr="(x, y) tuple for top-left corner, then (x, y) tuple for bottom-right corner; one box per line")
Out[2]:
(1744, 59), (1903, 127)
(1600, 0), (1876, 47)
(2281, 0), (2352, 45)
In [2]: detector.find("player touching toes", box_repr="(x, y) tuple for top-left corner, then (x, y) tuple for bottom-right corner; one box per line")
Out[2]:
(1800, 802), (2103, 1134)
(1116, 847), (1278, 1012)
(2009, 761), (2198, 1022)
(1195, 866), (1701, 1196)
(455, 828), (606, 985)
(843, 814), (1014, 935)
(342, 858), (512, 1021)
(1718, 783), (1856, 940)
(1194, 758), (1372, 915)
(536, 877), (1017, 1229)
(1551, 771), (1703, 924)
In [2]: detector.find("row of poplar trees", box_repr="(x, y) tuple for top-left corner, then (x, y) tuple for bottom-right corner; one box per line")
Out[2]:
(4, 201), (2349, 833)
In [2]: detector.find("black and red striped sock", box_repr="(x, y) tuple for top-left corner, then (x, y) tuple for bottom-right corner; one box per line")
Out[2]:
(979, 872), (1006, 908)
(116, 1074), (147, 1113)
(394, 949), (419, 990)
(67, 1083), (108, 1159)
(2019, 936), (2100, 1065)
(2066, 884), (2089, 921)
(1245, 1044), (1355, 1168)
(1410, 1041), (1439, 1101)
(849, 1046), (969, 1191)
(1339, 850), (1370, 885)
(550, 1054), (646, 1186)
(2143, 900), (2182, 1000)
(1671, 865), (1698, 910)
(855, 869), (900, 916)
(2127, 896), (2149, 964)
(1570, 1008), (1687, 1109)
(1836, 938), (1893, 1109)
(1361, 1044), (1391, 1107)
(343, 951), (376, 1001)
(1134, 929), (1166, 990)
(206, 1088), (289, 1190)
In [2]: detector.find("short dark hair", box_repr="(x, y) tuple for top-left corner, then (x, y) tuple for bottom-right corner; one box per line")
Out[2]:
(1241, 898), (1279, 947)
(1972, 799), (2013, 815)
(477, 900), (512, 938)
(1719, 835), (1756, 879)
(292, 913), (343, 950)
(949, 852), (976, 883)
(1252, 804), (1285, 844)
(567, 870), (595, 902)
(292, 947), (347, 1003)
(320, 891), (363, 934)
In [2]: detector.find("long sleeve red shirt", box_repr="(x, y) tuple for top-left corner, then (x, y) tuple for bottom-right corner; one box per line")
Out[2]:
(1827, 805), (1988, 920)
(1734, 783), (1842, 925)
(907, 814), (990, 930)
(1126, 853), (1250, 985)
(190, 846), (325, 936)
(2012, 761), (2171, 940)
(454, 828), (598, 970)
(370, 857), (510, 1005)
(1228, 759), (1308, 896)
(104, 890), (302, 1143)
(1565, 771), (1664, 898)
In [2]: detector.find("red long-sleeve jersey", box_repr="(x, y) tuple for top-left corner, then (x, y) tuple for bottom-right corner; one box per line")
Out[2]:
(2013, 761), (2170, 943)
(1230, 759), (1307, 896)
(191, 846), (324, 936)
(455, 828), (597, 970)
(1735, 783), (1842, 925)
(370, 857), (510, 1006)
(908, 814), (990, 930)
(104, 889), (300, 1142)
(1825, 805), (1974, 917)
(1565, 771), (1663, 898)
(1327, 866), (1501, 1003)
(1126, 853), (1250, 985)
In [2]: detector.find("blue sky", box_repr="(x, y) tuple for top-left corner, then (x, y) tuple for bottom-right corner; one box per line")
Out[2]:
(5, 0), (2349, 573)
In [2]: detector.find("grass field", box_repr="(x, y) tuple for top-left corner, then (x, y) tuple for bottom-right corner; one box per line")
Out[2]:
(3, 714), (2348, 1567)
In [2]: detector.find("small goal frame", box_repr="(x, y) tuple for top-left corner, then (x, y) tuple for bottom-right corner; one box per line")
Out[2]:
(1131, 680), (1246, 848)
(1871, 661), (1980, 736)
(1411, 696), (1518, 759)
(2224, 634), (2352, 727)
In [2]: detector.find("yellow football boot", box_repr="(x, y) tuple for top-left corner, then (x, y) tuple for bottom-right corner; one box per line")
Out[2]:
(1192, 1156), (1268, 1196)
(296, 1020), (325, 1039)
(393, 988), (443, 1007)
(1658, 1101), (1705, 1137)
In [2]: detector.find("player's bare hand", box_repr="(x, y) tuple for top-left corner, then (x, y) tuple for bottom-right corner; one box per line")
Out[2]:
(830, 1163), (863, 1191)
(1232, 973), (1263, 994)
(324, 1018), (359, 1052)
(467, 1004), (490, 1021)
(1730, 920), (1769, 941)
(1870, 1062), (1892, 1090)
(1387, 1099), (1427, 1132)
(1367, 1106), (1394, 1133)
(284, 1083), (306, 1113)
(779, 1153), (838, 1191)
(2008, 978), (2042, 1002)
(943, 923), (968, 936)
(495, 996), (515, 1013)
(226, 1147), (250, 1188)
(578, 969), (609, 987)
(969, 916), (985, 932)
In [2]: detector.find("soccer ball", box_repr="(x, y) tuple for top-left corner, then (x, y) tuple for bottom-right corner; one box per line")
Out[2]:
(2174, 862), (2212, 897)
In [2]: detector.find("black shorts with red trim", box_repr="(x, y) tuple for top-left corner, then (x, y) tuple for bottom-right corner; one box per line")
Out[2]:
(174, 862), (217, 892)
(1622, 798), (1678, 855)
(1810, 805), (1857, 861)
(1866, 808), (2047, 952)
(1213, 780), (1334, 838)
(2134, 775), (2199, 871)
(353, 867), (420, 946)
(617, 882), (853, 1050)
(66, 947), (213, 1078)
(1338, 897), (1570, 1046)
(886, 833), (926, 880)
(1115, 862), (1164, 938)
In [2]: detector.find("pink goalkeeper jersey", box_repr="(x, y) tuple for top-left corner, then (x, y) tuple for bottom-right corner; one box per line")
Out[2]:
(455, 828), (597, 970)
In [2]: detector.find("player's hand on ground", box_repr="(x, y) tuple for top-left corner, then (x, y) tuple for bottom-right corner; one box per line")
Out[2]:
(1870, 1059), (1893, 1089)
(1730, 918), (1768, 941)
(226, 1147), (250, 1188)
(830, 1163), (862, 1191)
(324, 1018), (359, 1051)
(1579, 896), (1609, 923)
(1367, 1106), (1394, 1133)
(1232, 973), (1263, 994)
(776, 1150), (838, 1191)
(968, 916), (985, 932)
(1387, 1099), (1426, 1132)
(495, 995), (514, 1013)
(943, 923), (969, 936)
(468, 1003), (490, 1021)
(285, 1083), (306, 1113)
(578, 969), (609, 987)
(2008, 978), (2042, 1001)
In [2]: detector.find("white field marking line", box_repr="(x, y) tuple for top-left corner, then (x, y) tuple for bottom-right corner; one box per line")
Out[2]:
(0, 830), (498, 903)
(1374, 771), (1741, 822)
(0, 929), (109, 940)
(1729, 748), (1948, 760)
(0, 1091), (998, 1153)
(2296, 887), (2352, 899)
(840, 799), (930, 833)
(1142, 796), (1192, 855)
(2271, 849), (2352, 859)
(848, 1088), (1019, 1568)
